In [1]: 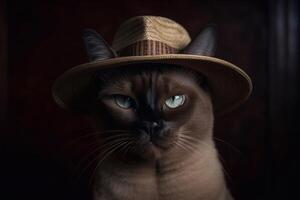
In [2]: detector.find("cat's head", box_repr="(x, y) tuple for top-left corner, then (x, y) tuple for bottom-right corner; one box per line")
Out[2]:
(85, 63), (214, 162)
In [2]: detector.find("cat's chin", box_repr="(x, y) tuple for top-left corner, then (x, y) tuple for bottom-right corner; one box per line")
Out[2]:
(140, 141), (163, 160)
(116, 141), (164, 163)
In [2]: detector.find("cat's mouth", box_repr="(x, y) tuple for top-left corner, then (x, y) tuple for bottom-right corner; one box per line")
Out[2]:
(114, 130), (176, 162)
(137, 130), (172, 149)
(140, 141), (162, 158)
(133, 131), (176, 160)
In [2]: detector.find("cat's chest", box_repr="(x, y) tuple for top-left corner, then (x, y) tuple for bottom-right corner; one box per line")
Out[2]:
(157, 152), (226, 200)
(94, 148), (227, 200)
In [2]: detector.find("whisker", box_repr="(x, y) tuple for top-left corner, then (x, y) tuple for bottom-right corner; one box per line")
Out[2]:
(178, 133), (197, 142)
(177, 130), (193, 134)
(86, 141), (125, 184)
(216, 152), (233, 183)
(65, 130), (133, 147)
(120, 140), (135, 157)
(80, 133), (133, 150)
(173, 140), (191, 153)
(179, 134), (212, 149)
(178, 134), (199, 148)
(77, 140), (126, 182)
(177, 134), (199, 152)
(74, 133), (133, 158)
(98, 134), (133, 144)
(128, 141), (138, 155)
(179, 134), (234, 182)
(177, 138), (197, 153)
(75, 137), (131, 179)
(76, 136), (133, 171)
(88, 140), (129, 186)
(213, 137), (242, 155)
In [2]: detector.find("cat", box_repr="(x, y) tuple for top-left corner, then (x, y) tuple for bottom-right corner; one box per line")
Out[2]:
(78, 63), (234, 200)
(51, 19), (238, 199)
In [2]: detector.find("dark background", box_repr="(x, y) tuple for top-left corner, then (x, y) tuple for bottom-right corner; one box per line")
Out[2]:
(1, 0), (299, 199)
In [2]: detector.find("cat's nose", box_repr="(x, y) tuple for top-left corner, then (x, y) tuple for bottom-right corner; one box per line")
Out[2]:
(138, 121), (160, 135)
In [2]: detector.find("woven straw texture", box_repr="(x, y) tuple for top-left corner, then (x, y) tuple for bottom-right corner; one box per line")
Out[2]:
(52, 15), (252, 115)
(112, 16), (191, 51)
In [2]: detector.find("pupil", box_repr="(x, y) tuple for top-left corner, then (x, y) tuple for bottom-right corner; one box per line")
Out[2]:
(123, 96), (134, 108)
(124, 97), (130, 104)
(128, 99), (132, 106)
(173, 96), (180, 102)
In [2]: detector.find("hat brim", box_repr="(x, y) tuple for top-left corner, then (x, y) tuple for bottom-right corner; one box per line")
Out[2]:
(52, 54), (252, 116)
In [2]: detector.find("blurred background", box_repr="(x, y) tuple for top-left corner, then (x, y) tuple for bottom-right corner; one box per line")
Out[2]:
(1, 0), (299, 199)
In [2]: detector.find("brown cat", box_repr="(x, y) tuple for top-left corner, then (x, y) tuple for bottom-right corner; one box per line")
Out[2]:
(81, 63), (233, 200)
(52, 16), (251, 200)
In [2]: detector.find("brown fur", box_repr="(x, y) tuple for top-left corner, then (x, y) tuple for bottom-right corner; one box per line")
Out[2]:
(84, 64), (233, 200)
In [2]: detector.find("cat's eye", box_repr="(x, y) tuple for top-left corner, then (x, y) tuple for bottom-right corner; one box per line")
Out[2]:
(165, 95), (186, 109)
(114, 95), (135, 109)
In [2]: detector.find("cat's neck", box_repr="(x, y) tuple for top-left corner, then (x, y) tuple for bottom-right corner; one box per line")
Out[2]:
(93, 138), (231, 200)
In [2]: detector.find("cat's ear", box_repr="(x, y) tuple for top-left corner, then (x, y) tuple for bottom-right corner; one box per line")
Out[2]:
(83, 29), (118, 61)
(181, 24), (217, 56)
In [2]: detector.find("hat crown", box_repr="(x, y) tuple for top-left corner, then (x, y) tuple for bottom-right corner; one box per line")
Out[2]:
(111, 16), (191, 55)
(83, 16), (217, 61)
(53, 16), (252, 115)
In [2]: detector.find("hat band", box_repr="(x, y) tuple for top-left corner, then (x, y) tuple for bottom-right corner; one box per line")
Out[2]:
(117, 40), (178, 56)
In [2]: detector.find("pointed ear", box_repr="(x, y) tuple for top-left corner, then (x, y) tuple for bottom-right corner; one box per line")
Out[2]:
(181, 24), (217, 56)
(82, 29), (117, 61)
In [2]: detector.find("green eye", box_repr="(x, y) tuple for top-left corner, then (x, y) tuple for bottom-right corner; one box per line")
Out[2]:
(165, 95), (186, 108)
(114, 95), (135, 109)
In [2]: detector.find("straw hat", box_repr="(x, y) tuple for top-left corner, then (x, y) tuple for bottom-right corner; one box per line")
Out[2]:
(52, 15), (252, 115)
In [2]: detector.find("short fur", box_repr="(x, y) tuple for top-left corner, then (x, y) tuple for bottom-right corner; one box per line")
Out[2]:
(82, 63), (233, 200)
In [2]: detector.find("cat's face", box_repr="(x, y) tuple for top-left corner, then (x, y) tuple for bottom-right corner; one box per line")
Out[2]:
(87, 64), (214, 162)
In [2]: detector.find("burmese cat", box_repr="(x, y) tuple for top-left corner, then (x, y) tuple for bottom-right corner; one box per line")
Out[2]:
(52, 21), (239, 199)
(79, 63), (233, 200)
